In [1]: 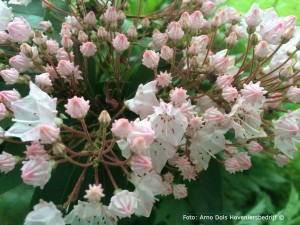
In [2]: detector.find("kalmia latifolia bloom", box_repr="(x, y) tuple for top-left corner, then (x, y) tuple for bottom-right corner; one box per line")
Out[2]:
(1, 1), (300, 224)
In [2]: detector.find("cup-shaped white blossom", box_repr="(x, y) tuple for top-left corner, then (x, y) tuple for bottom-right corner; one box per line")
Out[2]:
(0, 151), (16, 173)
(7, 17), (31, 43)
(0, 1), (13, 30)
(65, 96), (90, 119)
(109, 190), (138, 218)
(21, 156), (52, 189)
(24, 200), (65, 225)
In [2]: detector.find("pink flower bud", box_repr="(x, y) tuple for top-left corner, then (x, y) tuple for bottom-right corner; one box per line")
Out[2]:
(222, 86), (238, 102)
(287, 86), (300, 103)
(0, 151), (16, 173)
(9, 54), (31, 73)
(127, 26), (137, 40)
(65, 96), (90, 119)
(282, 26), (296, 42)
(39, 20), (53, 32)
(142, 50), (160, 69)
(0, 103), (7, 120)
(160, 46), (174, 61)
(56, 48), (74, 62)
(234, 152), (251, 170)
(167, 22), (184, 41)
(0, 31), (10, 44)
(142, 17), (150, 29)
(97, 26), (107, 38)
(241, 81), (267, 106)
(84, 184), (105, 203)
(226, 32), (238, 48)
(254, 41), (270, 59)
(130, 154), (153, 175)
(0, 89), (20, 108)
(112, 34), (130, 53)
(35, 73), (52, 90)
(117, 10), (126, 22)
(188, 41), (201, 55)
(156, 71), (172, 87)
(46, 39), (59, 55)
(109, 190), (138, 218)
(25, 200), (65, 225)
(170, 87), (188, 104)
(204, 107), (225, 125)
(245, 4), (261, 27)
(60, 22), (71, 37)
(56, 60), (75, 77)
(61, 35), (74, 51)
(225, 157), (241, 174)
(84, 11), (97, 26)
(80, 42), (97, 57)
(162, 181), (173, 196)
(78, 30), (88, 43)
(260, 21), (284, 45)
(0, 68), (19, 84)
(201, 1), (215, 16)
(211, 15), (222, 28)
(21, 156), (52, 189)
(130, 136), (147, 154)
(7, 17), (31, 43)
(38, 124), (60, 144)
(152, 29), (168, 49)
(190, 11), (206, 31)
(247, 141), (263, 155)
(274, 154), (290, 167)
(173, 184), (187, 199)
(178, 12), (191, 31)
(189, 115), (203, 130)
(25, 142), (48, 159)
(111, 118), (130, 138)
(211, 55), (229, 74)
(104, 7), (117, 23)
(216, 74), (234, 89)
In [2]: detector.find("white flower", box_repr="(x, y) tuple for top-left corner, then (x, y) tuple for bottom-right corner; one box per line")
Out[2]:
(0, 1), (12, 31)
(8, 0), (32, 6)
(25, 200), (65, 225)
(5, 82), (60, 144)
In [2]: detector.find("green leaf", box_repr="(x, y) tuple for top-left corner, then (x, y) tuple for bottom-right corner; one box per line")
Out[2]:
(0, 164), (23, 195)
(0, 183), (34, 225)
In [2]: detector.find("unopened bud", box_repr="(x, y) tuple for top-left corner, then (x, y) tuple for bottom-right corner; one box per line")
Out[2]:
(142, 18), (150, 30)
(53, 142), (66, 156)
(127, 26), (137, 41)
(226, 32), (237, 48)
(97, 26), (107, 39)
(98, 110), (111, 127)
(279, 65), (293, 80)
(190, 56), (200, 69)
(20, 43), (33, 58)
(281, 26), (296, 44)
(250, 33), (258, 46)
(117, 10), (126, 26)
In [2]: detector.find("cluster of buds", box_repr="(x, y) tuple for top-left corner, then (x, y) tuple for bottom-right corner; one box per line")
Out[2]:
(0, 0), (299, 224)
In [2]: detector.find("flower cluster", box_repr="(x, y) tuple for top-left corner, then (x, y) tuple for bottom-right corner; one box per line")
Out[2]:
(0, 0), (299, 224)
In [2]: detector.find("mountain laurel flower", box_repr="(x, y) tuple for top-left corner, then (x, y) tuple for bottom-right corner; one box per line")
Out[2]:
(0, 89), (20, 108)
(39, 20), (53, 32)
(104, 6), (117, 23)
(152, 29), (168, 49)
(7, 17), (31, 43)
(222, 86), (238, 102)
(109, 190), (138, 218)
(24, 200), (65, 225)
(254, 41), (270, 59)
(241, 81), (267, 106)
(80, 42), (97, 57)
(286, 86), (300, 103)
(234, 152), (251, 171)
(156, 71), (172, 87)
(160, 46), (174, 61)
(260, 20), (284, 45)
(170, 87), (188, 105)
(127, 25), (137, 41)
(0, 68), (19, 84)
(201, 1), (216, 16)
(0, 1), (13, 31)
(226, 32), (238, 48)
(61, 35), (74, 52)
(46, 39), (59, 55)
(190, 11), (206, 32)
(130, 154), (153, 175)
(0, 31), (10, 44)
(0, 103), (7, 120)
(274, 154), (290, 167)
(111, 118), (131, 138)
(142, 50), (160, 69)
(21, 156), (52, 189)
(25, 141), (49, 159)
(84, 11), (97, 26)
(167, 22), (184, 41)
(98, 110), (111, 126)
(173, 184), (187, 199)
(65, 96), (90, 119)
(247, 141), (263, 155)
(9, 54), (31, 73)
(225, 157), (241, 174)
(0, 151), (16, 173)
(245, 3), (261, 27)
(56, 60), (75, 77)
(84, 184), (105, 203)
(78, 30), (88, 43)
(112, 34), (130, 53)
(97, 26), (107, 39)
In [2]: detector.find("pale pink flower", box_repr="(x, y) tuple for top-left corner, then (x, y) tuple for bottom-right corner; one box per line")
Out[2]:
(274, 154), (290, 167)
(156, 71), (172, 87)
(211, 53), (229, 74)
(234, 152), (251, 170)
(173, 184), (187, 199)
(247, 141), (263, 155)
(0, 68), (19, 84)
(56, 48), (74, 62)
(0, 103), (7, 120)
(152, 29), (168, 48)
(78, 30), (88, 43)
(129, 136), (147, 154)
(188, 41), (202, 55)
(44, 65), (57, 80)
(97, 26), (107, 38)
(84, 11), (97, 26)
(60, 22), (71, 37)
(46, 39), (59, 55)
(0, 31), (10, 44)
(35, 73), (52, 90)
(39, 20), (53, 32)
(117, 10), (126, 22)
(245, 3), (261, 27)
(104, 7), (117, 22)
(167, 22), (184, 41)
(111, 118), (131, 138)
(274, 116), (299, 139)
(7, 17), (31, 43)
(24, 200), (65, 225)
(260, 20), (284, 45)
(190, 11), (206, 31)
(36, 124), (60, 144)
(170, 87), (188, 105)
(163, 172), (174, 183)
(222, 86), (238, 102)
(142, 50), (160, 69)
(160, 46), (174, 61)
(80, 42), (97, 57)
(127, 26), (137, 40)
(201, 1), (215, 16)
(241, 81), (267, 107)
(21, 156), (52, 189)
(109, 190), (138, 218)
(84, 184), (105, 203)
(128, 119), (155, 146)
(0, 151), (15, 173)
(204, 107), (225, 125)
(25, 142), (48, 159)
(131, 154), (153, 175)
(0, 89), (20, 108)
(226, 32), (238, 47)
(9, 54), (31, 73)
(225, 157), (241, 174)
(112, 34), (130, 53)
(0, 1), (13, 30)
(175, 156), (191, 172)
(65, 96), (90, 119)
(254, 41), (270, 58)
(56, 60), (75, 77)
(189, 116), (203, 130)
(161, 181), (173, 196)
(181, 165), (197, 181)
(178, 12), (191, 31)
(287, 86), (300, 103)
(61, 35), (74, 51)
